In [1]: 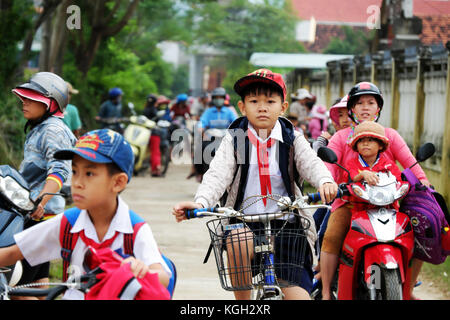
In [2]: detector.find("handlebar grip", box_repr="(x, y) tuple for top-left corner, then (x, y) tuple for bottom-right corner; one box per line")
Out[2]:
(307, 192), (322, 203)
(184, 207), (217, 219)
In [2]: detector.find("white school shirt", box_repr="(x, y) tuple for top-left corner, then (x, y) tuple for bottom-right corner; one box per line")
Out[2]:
(14, 196), (171, 300)
(242, 121), (290, 214)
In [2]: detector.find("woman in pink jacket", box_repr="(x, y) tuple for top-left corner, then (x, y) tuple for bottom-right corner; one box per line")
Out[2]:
(320, 82), (430, 300)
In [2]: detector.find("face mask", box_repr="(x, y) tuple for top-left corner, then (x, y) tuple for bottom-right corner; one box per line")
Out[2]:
(212, 98), (224, 107)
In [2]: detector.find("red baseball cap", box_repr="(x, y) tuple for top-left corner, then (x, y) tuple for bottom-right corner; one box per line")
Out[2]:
(234, 69), (287, 100)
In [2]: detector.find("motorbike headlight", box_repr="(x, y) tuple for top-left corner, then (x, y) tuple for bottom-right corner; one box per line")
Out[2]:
(367, 185), (396, 206)
(0, 176), (34, 211)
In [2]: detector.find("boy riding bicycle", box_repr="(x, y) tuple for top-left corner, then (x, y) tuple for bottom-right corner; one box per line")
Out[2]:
(173, 69), (338, 300)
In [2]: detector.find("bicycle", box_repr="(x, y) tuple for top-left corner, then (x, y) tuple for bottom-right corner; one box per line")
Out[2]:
(185, 192), (330, 300)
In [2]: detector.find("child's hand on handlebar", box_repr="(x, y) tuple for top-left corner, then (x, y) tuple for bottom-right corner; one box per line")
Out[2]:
(319, 182), (338, 204)
(31, 203), (45, 221)
(172, 201), (203, 222)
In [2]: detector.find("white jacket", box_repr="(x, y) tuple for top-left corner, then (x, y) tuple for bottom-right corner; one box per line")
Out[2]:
(195, 121), (335, 264)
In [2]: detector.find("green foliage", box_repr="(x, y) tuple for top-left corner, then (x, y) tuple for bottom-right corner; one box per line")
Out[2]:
(191, 0), (304, 60)
(0, 93), (27, 167)
(323, 26), (375, 55)
(188, 0), (304, 104)
(0, 1), (34, 91)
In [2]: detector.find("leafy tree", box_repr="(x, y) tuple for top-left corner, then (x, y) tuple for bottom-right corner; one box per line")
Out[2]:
(185, 0), (304, 102)
(190, 0), (303, 60)
(0, 0), (34, 90)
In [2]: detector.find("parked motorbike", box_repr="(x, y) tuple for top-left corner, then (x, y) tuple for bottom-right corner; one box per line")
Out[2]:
(0, 165), (57, 287)
(317, 143), (435, 300)
(123, 115), (156, 176)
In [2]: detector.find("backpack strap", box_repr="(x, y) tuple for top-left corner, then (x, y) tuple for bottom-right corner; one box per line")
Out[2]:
(123, 210), (146, 256)
(60, 207), (82, 281)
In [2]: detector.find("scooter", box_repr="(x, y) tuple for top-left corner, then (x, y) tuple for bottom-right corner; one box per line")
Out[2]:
(0, 165), (58, 287)
(123, 114), (156, 176)
(317, 144), (434, 300)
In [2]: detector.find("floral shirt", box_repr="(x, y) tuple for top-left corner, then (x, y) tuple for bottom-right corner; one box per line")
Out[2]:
(20, 117), (76, 214)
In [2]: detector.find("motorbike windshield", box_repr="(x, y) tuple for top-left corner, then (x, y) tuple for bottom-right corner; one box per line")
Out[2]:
(353, 172), (404, 206)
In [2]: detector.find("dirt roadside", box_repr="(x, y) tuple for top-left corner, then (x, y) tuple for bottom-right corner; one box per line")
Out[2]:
(121, 163), (447, 300)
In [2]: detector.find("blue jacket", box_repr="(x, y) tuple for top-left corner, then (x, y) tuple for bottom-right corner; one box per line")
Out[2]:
(198, 106), (237, 130)
(20, 117), (76, 214)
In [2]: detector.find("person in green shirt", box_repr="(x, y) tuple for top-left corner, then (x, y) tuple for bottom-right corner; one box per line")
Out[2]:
(63, 82), (82, 138)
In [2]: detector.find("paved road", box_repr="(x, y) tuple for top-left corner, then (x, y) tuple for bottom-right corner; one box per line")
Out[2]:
(121, 163), (446, 300)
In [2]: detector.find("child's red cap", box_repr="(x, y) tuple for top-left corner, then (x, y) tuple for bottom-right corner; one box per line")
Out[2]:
(234, 69), (287, 100)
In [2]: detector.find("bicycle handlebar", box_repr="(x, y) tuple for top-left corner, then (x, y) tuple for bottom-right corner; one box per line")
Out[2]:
(185, 193), (332, 221)
(0, 269), (99, 300)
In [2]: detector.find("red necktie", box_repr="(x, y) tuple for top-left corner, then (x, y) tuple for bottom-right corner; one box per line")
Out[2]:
(79, 230), (119, 250)
(247, 129), (274, 206)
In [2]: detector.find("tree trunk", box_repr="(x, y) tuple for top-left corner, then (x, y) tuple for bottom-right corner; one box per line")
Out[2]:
(74, 0), (141, 77)
(38, 16), (52, 71)
(47, 0), (71, 74)
(16, 0), (59, 78)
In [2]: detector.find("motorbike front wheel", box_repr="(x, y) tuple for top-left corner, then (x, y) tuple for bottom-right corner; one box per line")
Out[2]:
(381, 268), (403, 300)
(362, 266), (403, 300)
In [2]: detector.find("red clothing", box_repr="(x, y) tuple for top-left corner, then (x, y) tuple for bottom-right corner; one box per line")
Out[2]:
(170, 103), (190, 118)
(85, 247), (170, 300)
(326, 126), (428, 212)
(341, 153), (403, 211)
(344, 153), (403, 183)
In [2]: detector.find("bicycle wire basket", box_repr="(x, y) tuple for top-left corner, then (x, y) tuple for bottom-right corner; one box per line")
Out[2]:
(206, 213), (311, 291)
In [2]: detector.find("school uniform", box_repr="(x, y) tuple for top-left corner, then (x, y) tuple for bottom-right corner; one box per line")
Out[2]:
(14, 196), (171, 300)
(194, 116), (335, 292)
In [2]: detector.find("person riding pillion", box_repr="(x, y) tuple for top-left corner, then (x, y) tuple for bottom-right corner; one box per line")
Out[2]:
(11, 71), (77, 294)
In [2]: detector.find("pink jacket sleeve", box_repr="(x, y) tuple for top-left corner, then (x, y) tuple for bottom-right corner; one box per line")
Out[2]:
(384, 128), (428, 182)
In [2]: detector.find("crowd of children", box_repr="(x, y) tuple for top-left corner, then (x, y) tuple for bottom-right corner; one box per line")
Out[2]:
(0, 67), (438, 301)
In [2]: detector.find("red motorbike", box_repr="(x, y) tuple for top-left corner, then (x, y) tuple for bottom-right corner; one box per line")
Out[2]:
(317, 146), (433, 300)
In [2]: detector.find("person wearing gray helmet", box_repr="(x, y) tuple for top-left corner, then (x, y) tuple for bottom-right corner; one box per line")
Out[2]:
(11, 72), (77, 298)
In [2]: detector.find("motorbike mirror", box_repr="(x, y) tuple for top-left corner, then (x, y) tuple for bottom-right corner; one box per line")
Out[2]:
(317, 147), (353, 183)
(416, 143), (435, 163)
(317, 147), (338, 164)
(127, 102), (137, 116)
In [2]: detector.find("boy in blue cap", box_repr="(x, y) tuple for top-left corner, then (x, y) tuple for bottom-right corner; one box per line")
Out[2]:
(0, 129), (171, 299)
